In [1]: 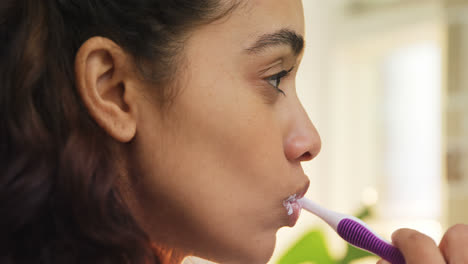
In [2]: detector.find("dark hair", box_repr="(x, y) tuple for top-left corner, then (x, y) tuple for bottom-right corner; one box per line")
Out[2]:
(0, 0), (237, 263)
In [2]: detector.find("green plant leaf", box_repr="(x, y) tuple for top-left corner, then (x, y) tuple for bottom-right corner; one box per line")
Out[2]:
(354, 207), (371, 220)
(277, 229), (335, 264)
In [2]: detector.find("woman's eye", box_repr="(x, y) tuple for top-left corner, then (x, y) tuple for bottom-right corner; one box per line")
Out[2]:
(266, 67), (294, 95)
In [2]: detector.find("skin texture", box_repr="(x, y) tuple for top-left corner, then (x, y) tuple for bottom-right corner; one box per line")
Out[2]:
(73, 0), (468, 263)
(75, 0), (319, 263)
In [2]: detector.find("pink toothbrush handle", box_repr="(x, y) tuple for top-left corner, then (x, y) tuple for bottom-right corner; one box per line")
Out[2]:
(337, 218), (406, 264)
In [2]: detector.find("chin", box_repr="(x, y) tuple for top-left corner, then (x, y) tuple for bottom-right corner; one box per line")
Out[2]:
(219, 234), (277, 264)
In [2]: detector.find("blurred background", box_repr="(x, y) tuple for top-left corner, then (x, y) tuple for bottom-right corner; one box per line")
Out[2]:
(271, 0), (468, 263)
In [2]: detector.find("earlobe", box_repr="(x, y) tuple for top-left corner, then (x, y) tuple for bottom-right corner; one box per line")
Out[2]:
(75, 37), (137, 143)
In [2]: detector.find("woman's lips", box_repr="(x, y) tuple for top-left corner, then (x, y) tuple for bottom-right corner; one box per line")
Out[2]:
(287, 200), (302, 227)
(283, 181), (310, 227)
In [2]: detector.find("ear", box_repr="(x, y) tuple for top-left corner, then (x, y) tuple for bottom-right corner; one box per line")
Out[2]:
(75, 37), (137, 142)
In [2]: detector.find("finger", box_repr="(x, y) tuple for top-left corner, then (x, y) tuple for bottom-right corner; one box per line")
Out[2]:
(391, 228), (445, 264)
(439, 224), (468, 263)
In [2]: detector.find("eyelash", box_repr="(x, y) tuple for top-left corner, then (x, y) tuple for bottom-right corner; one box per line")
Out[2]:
(266, 67), (294, 95)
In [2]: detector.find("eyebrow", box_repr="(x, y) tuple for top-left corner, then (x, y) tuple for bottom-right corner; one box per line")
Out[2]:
(245, 29), (304, 56)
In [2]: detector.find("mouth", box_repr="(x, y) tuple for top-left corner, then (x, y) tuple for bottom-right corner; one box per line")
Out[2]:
(282, 180), (310, 227)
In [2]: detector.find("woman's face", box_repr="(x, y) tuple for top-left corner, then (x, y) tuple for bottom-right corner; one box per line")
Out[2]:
(128, 0), (321, 263)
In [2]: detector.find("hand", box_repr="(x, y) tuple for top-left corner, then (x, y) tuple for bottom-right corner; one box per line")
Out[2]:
(377, 224), (468, 264)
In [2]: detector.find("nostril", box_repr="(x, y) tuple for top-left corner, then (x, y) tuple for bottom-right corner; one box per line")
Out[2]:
(300, 151), (312, 162)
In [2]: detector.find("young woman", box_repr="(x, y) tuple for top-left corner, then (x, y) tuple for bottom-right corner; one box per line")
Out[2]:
(1, 0), (467, 263)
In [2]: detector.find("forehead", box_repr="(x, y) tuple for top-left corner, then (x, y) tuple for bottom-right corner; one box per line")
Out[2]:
(236, 0), (305, 41)
(181, 0), (305, 75)
(190, 0), (305, 51)
(239, 0), (305, 32)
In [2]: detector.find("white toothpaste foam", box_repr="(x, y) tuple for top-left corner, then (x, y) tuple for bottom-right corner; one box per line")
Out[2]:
(283, 194), (297, 216)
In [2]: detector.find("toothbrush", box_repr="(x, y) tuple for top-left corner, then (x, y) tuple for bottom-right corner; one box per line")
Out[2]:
(298, 197), (406, 264)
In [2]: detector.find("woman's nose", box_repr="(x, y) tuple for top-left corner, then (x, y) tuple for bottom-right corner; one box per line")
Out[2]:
(283, 107), (322, 163)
